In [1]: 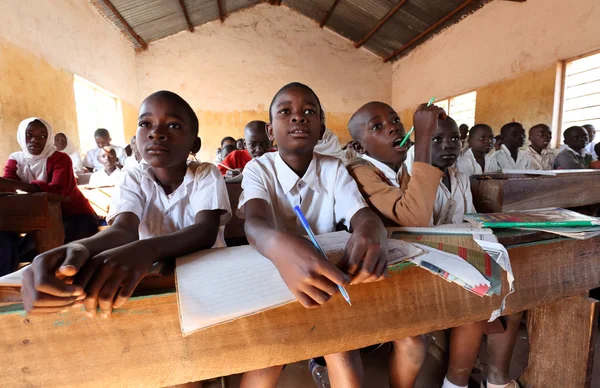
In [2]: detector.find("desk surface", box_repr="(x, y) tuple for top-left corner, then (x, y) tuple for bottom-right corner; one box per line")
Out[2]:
(1, 234), (598, 387)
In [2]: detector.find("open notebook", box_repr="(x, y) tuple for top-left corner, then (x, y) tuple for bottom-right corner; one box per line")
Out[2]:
(175, 231), (423, 336)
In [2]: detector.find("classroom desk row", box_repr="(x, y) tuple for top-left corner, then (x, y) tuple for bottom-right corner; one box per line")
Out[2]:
(1, 171), (600, 388)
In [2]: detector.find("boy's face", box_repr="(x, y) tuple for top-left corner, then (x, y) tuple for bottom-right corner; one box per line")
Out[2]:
(459, 125), (469, 139)
(431, 120), (461, 169)
(236, 139), (245, 150)
(565, 127), (589, 152)
(502, 126), (526, 150)
(98, 148), (117, 168)
(245, 126), (271, 159)
(95, 135), (111, 148)
(584, 125), (596, 144)
(54, 133), (67, 151)
(469, 127), (494, 154)
(529, 126), (552, 150)
(136, 96), (200, 168)
(267, 86), (324, 154)
(25, 121), (49, 156)
(222, 139), (236, 148)
(352, 103), (408, 166)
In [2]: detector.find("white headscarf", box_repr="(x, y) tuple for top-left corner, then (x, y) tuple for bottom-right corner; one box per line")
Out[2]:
(8, 118), (56, 182)
(56, 132), (83, 173)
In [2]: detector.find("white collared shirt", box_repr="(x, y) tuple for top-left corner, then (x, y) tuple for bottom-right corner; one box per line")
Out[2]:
(455, 148), (492, 177)
(525, 146), (557, 170)
(89, 167), (125, 187)
(487, 145), (529, 171)
(360, 154), (401, 188)
(314, 128), (356, 162)
(107, 162), (231, 246)
(123, 155), (142, 172)
(84, 146), (127, 171)
(238, 152), (367, 235)
(431, 167), (475, 226)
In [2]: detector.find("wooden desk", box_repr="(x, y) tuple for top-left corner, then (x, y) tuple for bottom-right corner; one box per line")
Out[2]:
(0, 192), (66, 253)
(1, 234), (598, 387)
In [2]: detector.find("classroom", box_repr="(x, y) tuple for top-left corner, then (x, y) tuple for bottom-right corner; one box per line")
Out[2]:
(1, 0), (600, 387)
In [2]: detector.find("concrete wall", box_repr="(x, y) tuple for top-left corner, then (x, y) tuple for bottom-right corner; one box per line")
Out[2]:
(136, 4), (392, 162)
(0, 0), (138, 163)
(392, 0), (600, 142)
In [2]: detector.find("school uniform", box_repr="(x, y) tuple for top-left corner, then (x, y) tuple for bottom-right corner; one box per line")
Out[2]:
(346, 155), (443, 227)
(237, 152), (367, 234)
(431, 167), (475, 225)
(553, 146), (592, 169)
(107, 162), (231, 247)
(89, 167), (125, 187)
(83, 145), (126, 171)
(56, 133), (84, 173)
(314, 128), (356, 162)
(487, 145), (530, 171)
(455, 148), (492, 177)
(584, 141), (598, 160)
(123, 155), (141, 172)
(525, 146), (557, 170)
(218, 149), (252, 175)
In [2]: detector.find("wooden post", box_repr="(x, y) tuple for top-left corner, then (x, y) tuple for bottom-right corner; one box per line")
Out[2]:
(521, 295), (599, 388)
(216, 0), (225, 22)
(98, 0), (148, 50)
(177, 0), (194, 32)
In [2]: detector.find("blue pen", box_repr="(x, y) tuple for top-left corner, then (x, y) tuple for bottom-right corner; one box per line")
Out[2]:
(293, 205), (352, 306)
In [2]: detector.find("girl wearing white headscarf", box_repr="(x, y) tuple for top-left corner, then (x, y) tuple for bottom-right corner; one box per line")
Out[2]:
(1, 117), (98, 243)
(54, 132), (83, 173)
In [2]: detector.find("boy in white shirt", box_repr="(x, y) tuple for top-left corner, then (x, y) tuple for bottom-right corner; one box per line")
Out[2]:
(123, 135), (143, 171)
(83, 128), (126, 172)
(455, 124), (494, 177)
(525, 124), (556, 170)
(487, 122), (529, 171)
(583, 124), (597, 160)
(21, 91), (231, 319)
(238, 82), (389, 388)
(89, 146), (125, 187)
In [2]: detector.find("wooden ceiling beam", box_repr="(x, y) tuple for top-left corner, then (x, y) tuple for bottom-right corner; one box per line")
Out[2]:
(217, 0), (225, 22)
(99, 0), (147, 50)
(178, 0), (194, 32)
(355, 0), (408, 48)
(320, 0), (341, 28)
(384, 0), (473, 62)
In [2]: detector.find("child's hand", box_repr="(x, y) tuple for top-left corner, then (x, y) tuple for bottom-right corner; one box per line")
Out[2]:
(271, 233), (350, 308)
(413, 103), (447, 140)
(76, 242), (155, 318)
(21, 243), (90, 314)
(341, 209), (390, 285)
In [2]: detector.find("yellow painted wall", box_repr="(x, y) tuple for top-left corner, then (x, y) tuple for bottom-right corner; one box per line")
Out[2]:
(122, 102), (140, 143)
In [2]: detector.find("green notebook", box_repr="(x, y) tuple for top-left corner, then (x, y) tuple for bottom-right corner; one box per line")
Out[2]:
(464, 208), (600, 228)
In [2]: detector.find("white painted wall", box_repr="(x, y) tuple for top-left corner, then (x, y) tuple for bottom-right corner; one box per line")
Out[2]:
(391, 0), (600, 110)
(0, 0), (138, 104)
(136, 4), (392, 114)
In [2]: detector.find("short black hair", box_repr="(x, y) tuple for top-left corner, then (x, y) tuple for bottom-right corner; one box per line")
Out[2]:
(564, 125), (585, 140)
(221, 144), (236, 155)
(347, 101), (393, 141)
(459, 124), (469, 130)
(221, 136), (236, 146)
(94, 128), (110, 138)
(500, 122), (523, 138)
(245, 120), (268, 132)
(438, 116), (458, 129)
(468, 124), (492, 139)
(142, 90), (199, 136)
(268, 82), (325, 123)
(529, 123), (550, 136)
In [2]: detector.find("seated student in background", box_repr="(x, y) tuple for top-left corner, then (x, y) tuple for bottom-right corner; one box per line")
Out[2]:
(218, 120), (271, 177)
(54, 132), (83, 173)
(89, 146), (125, 187)
(220, 144), (236, 160)
(525, 124), (556, 170)
(20, 91), (231, 319)
(583, 124), (597, 160)
(455, 124), (494, 177)
(553, 126), (591, 169)
(123, 135), (143, 171)
(2, 118), (98, 243)
(214, 136), (237, 164)
(238, 82), (389, 388)
(459, 123), (469, 150)
(236, 137), (245, 150)
(83, 128), (126, 172)
(487, 122), (528, 171)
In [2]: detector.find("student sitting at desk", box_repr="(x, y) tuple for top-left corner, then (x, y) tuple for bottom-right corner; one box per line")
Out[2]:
(525, 124), (556, 170)
(218, 120), (272, 178)
(455, 124), (495, 177)
(238, 82), (389, 388)
(553, 126), (592, 169)
(487, 122), (529, 171)
(89, 146), (125, 187)
(123, 135), (143, 171)
(214, 136), (237, 164)
(20, 91), (231, 322)
(583, 124), (597, 160)
(83, 128), (126, 172)
(54, 132), (84, 173)
(1, 118), (99, 244)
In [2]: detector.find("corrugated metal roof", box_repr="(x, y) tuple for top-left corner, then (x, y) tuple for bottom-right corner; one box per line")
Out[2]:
(89, 0), (493, 61)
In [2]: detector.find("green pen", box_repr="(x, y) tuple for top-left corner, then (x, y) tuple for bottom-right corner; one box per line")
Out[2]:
(398, 96), (436, 148)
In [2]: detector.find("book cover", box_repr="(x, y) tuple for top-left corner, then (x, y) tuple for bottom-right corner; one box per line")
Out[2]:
(464, 208), (600, 228)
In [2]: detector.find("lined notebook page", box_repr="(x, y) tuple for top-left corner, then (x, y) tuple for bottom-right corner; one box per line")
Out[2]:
(175, 231), (422, 336)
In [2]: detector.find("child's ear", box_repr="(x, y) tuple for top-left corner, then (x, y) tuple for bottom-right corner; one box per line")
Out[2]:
(351, 140), (366, 155)
(191, 137), (201, 155)
(266, 123), (275, 142)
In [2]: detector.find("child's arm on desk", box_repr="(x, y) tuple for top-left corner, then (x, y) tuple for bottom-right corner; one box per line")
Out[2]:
(244, 198), (350, 308)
